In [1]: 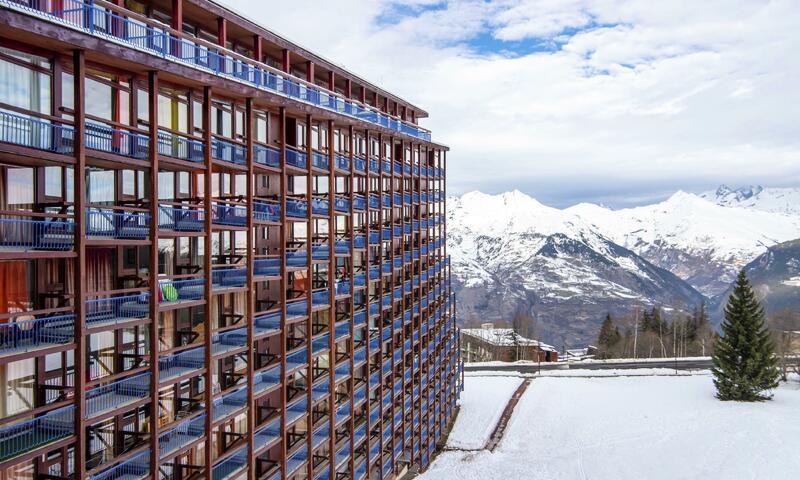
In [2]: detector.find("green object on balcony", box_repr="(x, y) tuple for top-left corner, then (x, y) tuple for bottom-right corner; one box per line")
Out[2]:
(162, 284), (178, 302)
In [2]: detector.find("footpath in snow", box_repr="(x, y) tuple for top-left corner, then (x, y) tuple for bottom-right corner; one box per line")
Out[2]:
(422, 371), (800, 480)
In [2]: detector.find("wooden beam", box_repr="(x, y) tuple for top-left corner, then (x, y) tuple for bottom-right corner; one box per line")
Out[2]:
(172, 0), (183, 31)
(147, 69), (161, 479)
(306, 61), (314, 83)
(253, 34), (262, 62)
(203, 85), (214, 479)
(72, 48), (88, 480)
(245, 97), (255, 480)
(217, 17), (227, 46)
(282, 49), (291, 73)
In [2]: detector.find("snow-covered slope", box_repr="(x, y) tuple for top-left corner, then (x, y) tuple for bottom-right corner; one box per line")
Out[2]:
(701, 185), (800, 216)
(567, 191), (800, 295)
(448, 191), (705, 345)
(448, 189), (800, 343)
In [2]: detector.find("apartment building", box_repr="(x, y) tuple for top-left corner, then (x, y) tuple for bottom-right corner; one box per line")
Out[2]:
(0, 1), (462, 479)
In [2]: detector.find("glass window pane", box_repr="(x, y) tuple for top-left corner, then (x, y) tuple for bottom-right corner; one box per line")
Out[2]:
(45, 167), (62, 197)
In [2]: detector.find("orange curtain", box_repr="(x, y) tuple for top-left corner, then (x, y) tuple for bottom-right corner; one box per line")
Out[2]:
(0, 261), (29, 315)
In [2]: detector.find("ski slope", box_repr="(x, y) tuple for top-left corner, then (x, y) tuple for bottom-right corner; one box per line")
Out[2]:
(425, 372), (800, 480)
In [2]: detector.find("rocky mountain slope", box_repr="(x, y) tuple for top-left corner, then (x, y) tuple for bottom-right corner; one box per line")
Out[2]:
(711, 239), (800, 320)
(448, 187), (800, 345)
(701, 185), (800, 216)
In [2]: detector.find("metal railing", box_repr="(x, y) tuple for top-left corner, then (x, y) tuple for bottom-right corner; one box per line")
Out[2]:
(212, 267), (247, 289)
(0, 313), (74, 356)
(0, 405), (74, 462)
(157, 130), (204, 162)
(157, 205), (205, 231)
(86, 208), (149, 239)
(85, 122), (148, 159)
(253, 201), (280, 222)
(254, 143), (280, 168)
(85, 292), (150, 326)
(158, 413), (206, 458)
(159, 347), (204, 382)
(211, 203), (247, 226)
(86, 372), (151, 417)
(211, 137), (246, 165)
(158, 278), (204, 303)
(0, 109), (74, 153)
(0, 218), (75, 250)
(212, 447), (248, 480)
(89, 449), (150, 480)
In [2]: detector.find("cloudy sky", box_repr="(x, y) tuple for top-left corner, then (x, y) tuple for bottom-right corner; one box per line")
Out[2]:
(222, 0), (799, 208)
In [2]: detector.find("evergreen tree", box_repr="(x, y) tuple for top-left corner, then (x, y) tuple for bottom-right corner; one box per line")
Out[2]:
(597, 314), (621, 359)
(711, 271), (780, 401)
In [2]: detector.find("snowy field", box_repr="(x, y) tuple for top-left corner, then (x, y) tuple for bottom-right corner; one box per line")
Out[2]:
(446, 375), (522, 449)
(423, 372), (800, 480)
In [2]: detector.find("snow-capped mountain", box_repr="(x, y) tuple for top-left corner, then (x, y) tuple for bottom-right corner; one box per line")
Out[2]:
(448, 189), (800, 345)
(700, 185), (800, 216)
(449, 191), (706, 345)
(567, 190), (800, 295)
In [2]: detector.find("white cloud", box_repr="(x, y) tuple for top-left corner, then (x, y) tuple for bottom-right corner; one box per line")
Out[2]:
(220, 0), (800, 207)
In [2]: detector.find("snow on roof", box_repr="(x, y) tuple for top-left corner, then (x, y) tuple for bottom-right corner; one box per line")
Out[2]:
(461, 328), (557, 352)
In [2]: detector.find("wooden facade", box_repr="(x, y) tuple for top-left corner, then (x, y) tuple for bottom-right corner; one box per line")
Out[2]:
(0, 1), (462, 479)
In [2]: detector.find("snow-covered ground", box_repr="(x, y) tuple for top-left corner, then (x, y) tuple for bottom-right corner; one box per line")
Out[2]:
(446, 375), (522, 450)
(424, 372), (800, 479)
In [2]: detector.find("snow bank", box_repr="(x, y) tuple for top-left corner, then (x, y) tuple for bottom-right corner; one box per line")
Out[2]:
(421, 374), (800, 479)
(446, 375), (523, 450)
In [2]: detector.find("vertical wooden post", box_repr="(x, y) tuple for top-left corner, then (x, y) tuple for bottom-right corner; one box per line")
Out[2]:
(327, 118), (335, 480)
(253, 35), (262, 62)
(147, 69), (161, 479)
(306, 61), (314, 83)
(203, 85), (214, 478)
(171, 0), (183, 30)
(72, 48), (87, 480)
(282, 49), (291, 73)
(217, 17), (227, 46)
(278, 107), (288, 477)
(305, 113), (313, 480)
(245, 97), (256, 480)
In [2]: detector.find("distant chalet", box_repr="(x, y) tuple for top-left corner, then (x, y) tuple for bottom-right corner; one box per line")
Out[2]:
(462, 323), (558, 362)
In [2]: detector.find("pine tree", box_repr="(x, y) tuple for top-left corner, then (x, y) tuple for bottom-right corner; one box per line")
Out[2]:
(597, 314), (621, 359)
(711, 270), (780, 401)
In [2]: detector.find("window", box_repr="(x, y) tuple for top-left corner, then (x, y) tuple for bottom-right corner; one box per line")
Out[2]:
(44, 167), (62, 198)
(5, 167), (34, 206)
(255, 115), (267, 143)
(158, 172), (174, 200)
(158, 89), (188, 133)
(87, 170), (115, 204)
(212, 102), (232, 137)
(0, 47), (51, 115)
(296, 123), (307, 148)
(121, 170), (136, 197)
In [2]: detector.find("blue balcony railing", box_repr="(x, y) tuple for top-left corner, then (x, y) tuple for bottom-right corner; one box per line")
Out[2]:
(85, 122), (149, 159)
(311, 198), (329, 216)
(86, 372), (150, 418)
(334, 153), (350, 171)
(354, 157), (367, 173)
(212, 267), (247, 289)
(158, 206), (205, 231)
(286, 199), (308, 218)
(159, 347), (204, 381)
(90, 449), (150, 480)
(334, 196), (349, 213)
(253, 201), (280, 222)
(157, 130), (204, 162)
(159, 278), (204, 303)
(0, 217), (74, 251)
(212, 203), (247, 226)
(254, 143), (280, 168)
(86, 208), (149, 239)
(212, 387), (248, 421)
(0, 109), (75, 153)
(159, 414), (206, 459)
(211, 137), (246, 165)
(2, 0), (433, 142)
(85, 293), (150, 327)
(254, 258), (280, 277)
(311, 151), (329, 170)
(213, 447), (248, 480)
(254, 312), (280, 337)
(0, 405), (74, 463)
(0, 314), (74, 357)
(285, 148), (307, 169)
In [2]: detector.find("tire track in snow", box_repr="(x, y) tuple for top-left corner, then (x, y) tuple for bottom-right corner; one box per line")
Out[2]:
(485, 378), (532, 452)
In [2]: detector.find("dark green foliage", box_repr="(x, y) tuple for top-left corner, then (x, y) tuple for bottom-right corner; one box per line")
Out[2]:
(597, 314), (621, 359)
(711, 270), (780, 401)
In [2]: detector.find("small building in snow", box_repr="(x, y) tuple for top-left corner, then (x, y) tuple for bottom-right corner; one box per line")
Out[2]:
(461, 323), (558, 363)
